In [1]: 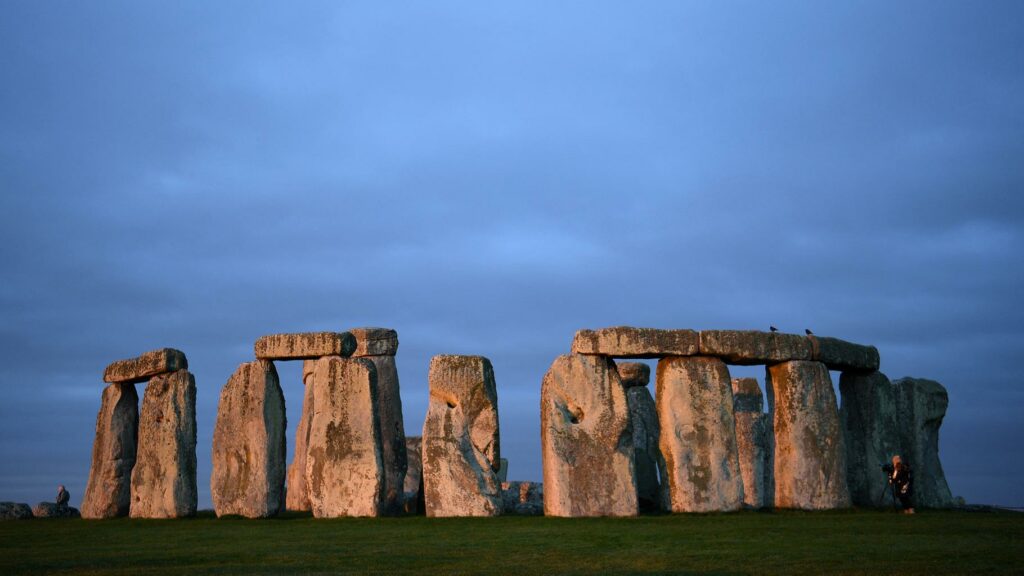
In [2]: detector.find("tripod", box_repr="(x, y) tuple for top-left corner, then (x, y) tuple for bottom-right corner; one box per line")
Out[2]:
(878, 473), (898, 510)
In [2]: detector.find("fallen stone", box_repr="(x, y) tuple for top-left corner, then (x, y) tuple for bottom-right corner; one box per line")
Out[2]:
(363, 354), (408, 516)
(541, 354), (637, 517)
(403, 436), (423, 515)
(656, 356), (744, 512)
(839, 371), (901, 507)
(0, 502), (33, 520)
(286, 360), (317, 512)
(617, 362), (651, 387)
(130, 369), (198, 518)
(422, 355), (502, 517)
(349, 327), (399, 357)
(32, 502), (80, 518)
(732, 378), (769, 509)
(211, 360), (287, 518)
(103, 348), (188, 384)
(809, 336), (880, 372)
(699, 330), (811, 365)
(81, 382), (138, 519)
(893, 377), (954, 508)
(620, 363), (662, 511)
(305, 356), (385, 517)
(571, 327), (699, 359)
(767, 361), (850, 509)
(254, 332), (356, 360)
(501, 481), (544, 515)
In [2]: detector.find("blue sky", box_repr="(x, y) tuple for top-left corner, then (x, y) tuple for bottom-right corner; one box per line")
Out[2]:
(1, 1), (1022, 508)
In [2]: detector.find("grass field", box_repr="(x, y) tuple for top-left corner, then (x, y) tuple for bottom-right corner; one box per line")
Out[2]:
(1, 509), (1021, 575)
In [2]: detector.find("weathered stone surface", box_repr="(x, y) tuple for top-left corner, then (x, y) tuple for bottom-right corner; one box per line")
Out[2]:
(501, 481), (544, 515)
(893, 377), (954, 508)
(364, 355), (407, 516)
(305, 356), (385, 517)
(211, 360), (286, 518)
(33, 502), (80, 518)
(624, 381), (662, 511)
(839, 371), (901, 507)
(423, 355), (502, 517)
(572, 327), (699, 359)
(350, 327), (399, 357)
(403, 436), (424, 515)
(617, 362), (651, 387)
(0, 502), (33, 520)
(699, 330), (811, 365)
(767, 361), (850, 509)
(286, 360), (317, 512)
(81, 383), (138, 519)
(656, 357), (744, 512)
(130, 369), (197, 518)
(254, 332), (356, 360)
(541, 354), (637, 517)
(732, 378), (769, 509)
(809, 336), (880, 372)
(103, 348), (187, 384)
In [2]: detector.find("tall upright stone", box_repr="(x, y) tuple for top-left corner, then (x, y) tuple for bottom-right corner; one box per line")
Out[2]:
(893, 377), (954, 508)
(305, 356), (385, 517)
(422, 355), (502, 517)
(618, 362), (662, 511)
(357, 351), (407, 516)
(403, 436), (424, 515)
(286, 360), (317, 512)
(130, 369), (197, 518)
(541, 354), (637, 517)
(81, 383), (138, 519)
(732, 377), (769, 509)
(767, 361), (850, 509)
(656, 356), (743, 512)
(211, 360), (286, 518)
(839, 371), (900, 507)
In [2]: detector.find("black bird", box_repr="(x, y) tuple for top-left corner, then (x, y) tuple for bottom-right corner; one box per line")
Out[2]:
(769, 325), (778, 333)
(805, 328), (814, 336)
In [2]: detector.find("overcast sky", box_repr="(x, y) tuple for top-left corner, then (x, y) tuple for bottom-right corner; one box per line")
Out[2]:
(2, 1), (1022, 509)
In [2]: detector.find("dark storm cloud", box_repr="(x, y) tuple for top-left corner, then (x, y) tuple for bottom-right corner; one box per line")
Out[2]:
(1, 1), (1022, 507)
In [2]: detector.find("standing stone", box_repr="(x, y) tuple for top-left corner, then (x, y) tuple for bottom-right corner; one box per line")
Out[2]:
(211, 360), (286, 518)
(732, 377), (769, 509)
(130, 369), (197, 518)
(767, 361), (850, 509)
(656, 356), (743, 512)
(618, 362), (662, 511)
(839, 371), (900, 507)
(541, 354), (637, 517)
(81, 383), (138, 519)
(361, 355), (408, 516)
(286, 360), (317, 512)
(305, 356), (385, 517)
(501, 481), (544, 515)
(893, 377), (954, 508)
(422, 355), (502, 517)
(403, 436), (424, 515)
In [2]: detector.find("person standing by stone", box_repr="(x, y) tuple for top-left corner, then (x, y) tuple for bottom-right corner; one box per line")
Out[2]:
(885, 455), (914, 514)
(56, 485), (69, 512)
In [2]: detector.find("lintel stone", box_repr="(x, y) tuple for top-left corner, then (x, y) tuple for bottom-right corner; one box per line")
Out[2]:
(699, 330), (811, 365)
(571, 327), (699, 359)
(103, 348), (188, 384)
(254, 332), (355, 360)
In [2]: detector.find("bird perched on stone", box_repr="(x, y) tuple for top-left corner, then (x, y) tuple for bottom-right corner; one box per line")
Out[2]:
(769, 325), (778, 333)
(805, 329), (814, 335)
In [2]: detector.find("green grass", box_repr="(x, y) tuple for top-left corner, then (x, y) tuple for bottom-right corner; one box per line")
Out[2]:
(1, 510), (1021, 575)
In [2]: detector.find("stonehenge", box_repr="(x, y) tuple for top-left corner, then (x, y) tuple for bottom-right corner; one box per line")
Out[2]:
(79, 324), (954, 520)
(422, 355), (503, 517)
(541, 353), (637, 517)
(211, 360), (286, 518)
(82, 348), (197, 519)
(732, 378), (770, 509)
(656, 356), (744, 512)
